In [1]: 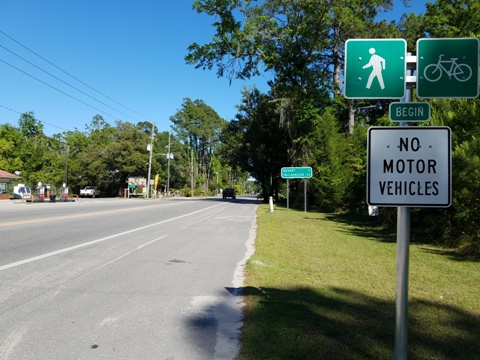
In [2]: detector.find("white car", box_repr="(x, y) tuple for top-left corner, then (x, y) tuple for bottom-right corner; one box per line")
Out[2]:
(80, 186), (101, 198)
(13, 184), (32, 200)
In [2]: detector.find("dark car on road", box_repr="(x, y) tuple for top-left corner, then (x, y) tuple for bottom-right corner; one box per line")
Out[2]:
(222, 188), (236, 199)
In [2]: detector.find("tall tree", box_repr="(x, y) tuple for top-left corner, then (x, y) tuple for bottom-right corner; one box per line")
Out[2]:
(187, 0), (395, 86)
(222, 87), (290, 200)
(170, 98), (226, 192)
(16, 112), (56, 187)
(61, 129), (89, 191)
(0, 123), (23, 172)
(76, 115), (114, 187)
(422, 0), (480, 38)
(187, 0), (398, 135)
(308, 108), (351, 211)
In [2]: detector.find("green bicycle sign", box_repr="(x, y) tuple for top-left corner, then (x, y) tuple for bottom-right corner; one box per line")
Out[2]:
(417, 38), (479, 98)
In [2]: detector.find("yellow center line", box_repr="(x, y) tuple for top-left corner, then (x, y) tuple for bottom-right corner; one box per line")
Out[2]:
(0, 202), (175, 227)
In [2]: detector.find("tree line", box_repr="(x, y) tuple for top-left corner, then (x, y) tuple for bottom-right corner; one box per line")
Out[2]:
(0, 100), (255, 199)
(1, 0), (479, 255)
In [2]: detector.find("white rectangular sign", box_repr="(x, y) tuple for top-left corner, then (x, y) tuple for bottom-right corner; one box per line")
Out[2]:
(367, 127), (451, 207)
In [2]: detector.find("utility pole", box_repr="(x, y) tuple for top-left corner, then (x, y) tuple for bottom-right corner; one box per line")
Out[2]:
(64, 143), (69, 186)
(167, 132), (171, 196)
(146, 123), (155, 199)
(190, 148), (194, 197)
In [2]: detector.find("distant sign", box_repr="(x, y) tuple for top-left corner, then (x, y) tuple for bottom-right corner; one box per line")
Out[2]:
(281, 167), (312, 179)
(389, 102), (431, 122)
(367, 127), (451, 207)
(128, 176), (146, 187)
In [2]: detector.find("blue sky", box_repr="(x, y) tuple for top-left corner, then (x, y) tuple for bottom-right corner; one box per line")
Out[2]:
(0, 1), (426, 136)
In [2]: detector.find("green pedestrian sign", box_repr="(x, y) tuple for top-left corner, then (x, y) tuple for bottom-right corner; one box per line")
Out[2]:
(345, 39), (407, 99)
(417, 38), (479, 98)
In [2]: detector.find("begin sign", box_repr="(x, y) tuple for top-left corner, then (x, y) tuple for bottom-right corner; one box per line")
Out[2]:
(389, 102), (430, 122)
(367, 127), (451, 207)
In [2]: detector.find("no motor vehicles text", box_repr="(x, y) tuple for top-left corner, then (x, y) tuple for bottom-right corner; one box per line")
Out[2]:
(379, 180), (439, 196)
(383, 137), (437, 174)
(383, 159), (437, 174)
(368, 127), (451, 207)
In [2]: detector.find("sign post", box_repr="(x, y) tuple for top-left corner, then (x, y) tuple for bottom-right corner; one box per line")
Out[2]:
(281, 167), (312, 212)
(356, 38), (473, 359)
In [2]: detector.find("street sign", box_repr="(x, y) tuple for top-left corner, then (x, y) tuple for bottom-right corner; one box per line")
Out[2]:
(281, 167), (312, 179)
(345, 39), (407, 99)
(417, 38), (479, 98)
(367, 127), (451, 207)
(389, 102), (431, 122)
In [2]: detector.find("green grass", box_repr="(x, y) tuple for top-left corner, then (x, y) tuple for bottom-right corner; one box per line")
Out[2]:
(237, 205), (480, 360)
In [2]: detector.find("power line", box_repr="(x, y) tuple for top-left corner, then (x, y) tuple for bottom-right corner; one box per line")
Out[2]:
(0, 30), (154, 123)
(0, 104), (70, 132)
(0, 30), (169, 131)
(0, 58), (118, 119)
(0, 44), (139, 122)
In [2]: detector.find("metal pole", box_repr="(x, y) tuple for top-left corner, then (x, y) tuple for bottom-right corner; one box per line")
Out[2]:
(394, 53), (414, 360)
(167, 132), (171, 196)
(64, 143), (69, 187)
(146, 123), (155, 199)
(287, 179), (289, 209)
(395, 206), (410, 360)
(304, 178), (307, 212)
(190, 148), (194, 197)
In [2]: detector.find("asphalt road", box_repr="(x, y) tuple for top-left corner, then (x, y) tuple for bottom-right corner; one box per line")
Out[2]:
(0, 196), (258, 360)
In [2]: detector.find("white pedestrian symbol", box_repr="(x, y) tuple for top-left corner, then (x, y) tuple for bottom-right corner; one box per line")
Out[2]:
(363, 48), (386, 89)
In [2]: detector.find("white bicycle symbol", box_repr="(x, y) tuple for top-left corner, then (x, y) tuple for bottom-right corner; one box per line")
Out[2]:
(423, 54), (472, 82)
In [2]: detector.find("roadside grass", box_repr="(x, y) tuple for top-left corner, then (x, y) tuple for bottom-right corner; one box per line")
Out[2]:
(237, 205), (480, 360)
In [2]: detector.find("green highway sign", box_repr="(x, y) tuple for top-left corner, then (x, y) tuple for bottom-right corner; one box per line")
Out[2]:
(345, 39), (407, 99)
(417, 38), (479, 98)
(389, 102), (431, 122)
(281, 167), (312, 179)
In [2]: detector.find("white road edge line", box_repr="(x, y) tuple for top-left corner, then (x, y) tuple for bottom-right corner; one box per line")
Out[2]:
(0, 203), (225, 272)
